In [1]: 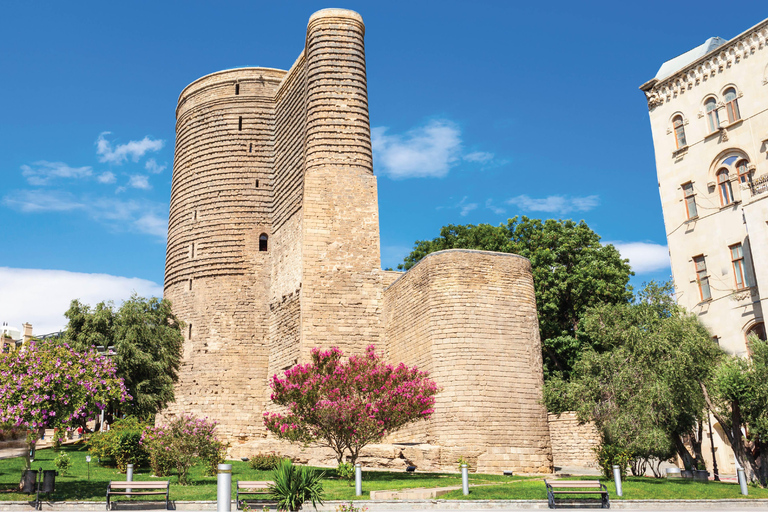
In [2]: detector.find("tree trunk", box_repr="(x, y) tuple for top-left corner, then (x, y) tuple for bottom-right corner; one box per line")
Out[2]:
(700, 382), (763, 485)
(673, 433), (696, 470)
(692, 422), (706, 469)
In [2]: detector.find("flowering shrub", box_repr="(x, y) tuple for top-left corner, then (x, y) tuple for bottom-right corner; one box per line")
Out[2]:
(0, 338), (129, 430)
(249, 452), (283, 471)
(264, 345), (440, 464)
(88, 416), (149, 472)
(141, 415), (228, 484)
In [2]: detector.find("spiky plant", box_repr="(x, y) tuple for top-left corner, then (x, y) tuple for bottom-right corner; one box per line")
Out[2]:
(269, 459), (324, 511)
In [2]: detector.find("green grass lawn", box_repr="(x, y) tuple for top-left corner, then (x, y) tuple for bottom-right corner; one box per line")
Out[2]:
(0, 445), (765, 502)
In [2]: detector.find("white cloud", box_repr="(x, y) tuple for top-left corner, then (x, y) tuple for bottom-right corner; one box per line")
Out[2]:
(485, 198), (507, 215)
(97, 171), (116, 184)
(2, 190), (85, 213)
(128, 175), (151, 190)
(372, 120), (462, 179)
(21, 161), (92, 185)
(456, 196), (478, 216)
(145, 158), (167, 174)
(505, 194), (600, 215)
(464, 151), (494, 163)
(96, 132), (164, 164)
(134, 213), (168, 238)
(0, 267), (163, 334)
(608, 242), (671, 274)
(4, 191), (167, 240)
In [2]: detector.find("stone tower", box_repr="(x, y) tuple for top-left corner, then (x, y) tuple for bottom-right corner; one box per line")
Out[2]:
(164, 8), (553, 473)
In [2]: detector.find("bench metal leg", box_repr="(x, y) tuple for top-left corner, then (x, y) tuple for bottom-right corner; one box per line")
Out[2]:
(547, 490), (555, 509)
(602, 494), (610, 509)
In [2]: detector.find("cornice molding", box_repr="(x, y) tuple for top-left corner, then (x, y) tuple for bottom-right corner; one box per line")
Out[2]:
(641, 19), (768, 111)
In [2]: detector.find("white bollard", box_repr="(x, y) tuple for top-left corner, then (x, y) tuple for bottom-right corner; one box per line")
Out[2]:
(737, 468), (748, 495)
(461, 464), (469, 496)
(355, 463), (362, 496)
(218, 463), (232, 512)
(126, 464), (133, 495)
(612, 465), (623, 497)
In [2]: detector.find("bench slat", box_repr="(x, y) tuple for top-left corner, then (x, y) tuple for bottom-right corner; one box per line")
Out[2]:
(552, 490), (608, 494)
(109, 482), (168, 488)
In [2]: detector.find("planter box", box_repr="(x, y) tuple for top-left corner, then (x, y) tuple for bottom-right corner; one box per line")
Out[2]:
(680, 470), (694, 478)
(693, 470), (710, 482)
(665, 468), (682, 478)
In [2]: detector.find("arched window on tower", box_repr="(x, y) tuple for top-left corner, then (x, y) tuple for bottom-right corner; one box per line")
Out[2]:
(717, 169), (734, 206)
(705, 97), (720, 133)
(259, 234), (268, 252)
(673, 115), (687, 149)
(724, 88), (740, 123)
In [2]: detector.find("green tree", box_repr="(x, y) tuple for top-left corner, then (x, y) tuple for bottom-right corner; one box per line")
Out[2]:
(704, 336), (768, 487)
(544, 282), (724, 473)
(399, 217), (633, 377)
(63, 295), (183, 421)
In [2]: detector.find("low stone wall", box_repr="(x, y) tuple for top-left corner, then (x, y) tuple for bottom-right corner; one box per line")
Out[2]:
(547, 412), (600, 469)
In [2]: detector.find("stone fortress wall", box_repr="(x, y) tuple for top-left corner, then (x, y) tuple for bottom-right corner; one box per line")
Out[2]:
(162, 8), (558, 472)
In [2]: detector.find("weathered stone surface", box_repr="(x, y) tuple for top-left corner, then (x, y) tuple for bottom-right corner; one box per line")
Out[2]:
(161, 8), (554, 474)
(547, 412), (600, 469)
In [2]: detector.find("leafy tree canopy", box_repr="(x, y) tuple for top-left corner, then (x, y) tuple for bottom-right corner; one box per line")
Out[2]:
(399, 217), (633, 378)
(264, 345), (440, 464)
(63, 295), (183, 421)
(545, 281), (724, 471)
(707, 336), (768, 487)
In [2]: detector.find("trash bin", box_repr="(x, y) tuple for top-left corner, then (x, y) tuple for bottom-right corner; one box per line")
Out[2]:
(21, 470), (37, 494)
(41, 471), (56, 493)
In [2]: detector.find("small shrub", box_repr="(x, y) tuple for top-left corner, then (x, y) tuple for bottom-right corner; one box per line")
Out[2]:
(141, 415), (227, 485)
(88, 417), (149, 472)
(457, 456), (471, 471)
(269, 459), (324, 512)
(54, 451), (73, 476)
(595, 443), (631, 480)
(335, 462), (354, 485)
(336, 502), (368, 512)
(249, 452), (283, 471)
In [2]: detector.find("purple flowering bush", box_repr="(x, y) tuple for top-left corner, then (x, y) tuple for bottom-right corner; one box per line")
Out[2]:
(0, 338), (129, 468)
(141, 415), (228, 484)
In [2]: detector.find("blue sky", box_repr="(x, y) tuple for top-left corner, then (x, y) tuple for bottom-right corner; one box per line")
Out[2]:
(1, 1), (764, 333)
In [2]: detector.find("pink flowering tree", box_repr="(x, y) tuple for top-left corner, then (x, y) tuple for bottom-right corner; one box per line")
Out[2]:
(0, 338), (129, 467)
(264, 345), (440, 464)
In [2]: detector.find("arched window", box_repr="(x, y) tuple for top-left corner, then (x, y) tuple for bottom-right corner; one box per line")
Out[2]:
(724, 88), (740, 123)
(717, 169), (733, 206)
(259, 234), (268, 252)
(705, 97), (720, 133)
(737, 159), (751, 184)
(746, 322), (766, 342)
(673, 115), (687, 149)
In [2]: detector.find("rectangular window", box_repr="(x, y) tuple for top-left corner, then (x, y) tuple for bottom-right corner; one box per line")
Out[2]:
(188, 324), (192, 339)
(238, 116), (243, 131)
(694, 255), (711, 301)
(682, 182), (698, 219)
(730, 243), (748, 289)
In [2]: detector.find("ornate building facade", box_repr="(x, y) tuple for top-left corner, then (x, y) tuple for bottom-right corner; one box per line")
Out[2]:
(161, 9), (554, 473)
(641, 17), (768, 473)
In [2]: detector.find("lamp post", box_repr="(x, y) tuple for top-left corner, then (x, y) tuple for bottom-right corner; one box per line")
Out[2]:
(86, 455), (91, 480)
(706, 408), (720, 481)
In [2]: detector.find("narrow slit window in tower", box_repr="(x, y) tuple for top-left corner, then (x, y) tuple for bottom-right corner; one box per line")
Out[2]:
(238, 116), (243, 131)
(255, 179), (259, 188)
(249, 143), (252, 153)
(192, 210), (197, 221)
(190, 242), (195, 259)
(189, 279), (193, 291)
(259, 234), (268, 252)
(188, 324), (192, 339)
(235, 83), (240, 95)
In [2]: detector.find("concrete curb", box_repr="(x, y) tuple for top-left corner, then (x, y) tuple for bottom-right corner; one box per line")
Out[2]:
(1, 499), (768, 511)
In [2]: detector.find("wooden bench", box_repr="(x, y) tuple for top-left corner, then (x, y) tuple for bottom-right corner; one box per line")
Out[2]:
(545, 480), (609, 509)
(106, 481), (170, 510)
(236, 481), (273, 510)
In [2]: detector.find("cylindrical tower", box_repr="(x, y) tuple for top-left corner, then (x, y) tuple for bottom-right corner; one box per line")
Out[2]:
(163, 67), (285, 441)
(299, 8), (385, 358)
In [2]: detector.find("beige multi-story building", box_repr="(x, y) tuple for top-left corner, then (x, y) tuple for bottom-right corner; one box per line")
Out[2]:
(641, 18), (768, 358)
